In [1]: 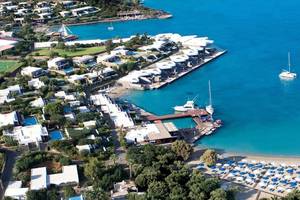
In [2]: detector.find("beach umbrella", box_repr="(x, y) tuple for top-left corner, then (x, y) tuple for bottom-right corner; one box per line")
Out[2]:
(227, 173), (234, 178)
(216, 163), (222, 167)
(262, 176), (269, 180)
(281, 163), (287, 167)
(249, 174), (255, 178)
(280, 180), (288, 184)
(241, 159), (248, 162)
(259, 182), (267, 187)
(223, 164), (230, 168)
(277, 186), (284, 192)
(277, 168), (284, 172)
(246, 178), (253, 183)
(236, 177), (244, 181)
(261, 161), (267, 165)
(220, 168), (226, 171)
(296, 177), (300, 182)
(296, 171), (300, 174)
(251, 160), (257, 164)
(285, 175), (292, 180)
(271, 178), (279, 182)
(253, 169), (261, 175)
(268, 185), (275, 190)
(286, 189), (292, 193)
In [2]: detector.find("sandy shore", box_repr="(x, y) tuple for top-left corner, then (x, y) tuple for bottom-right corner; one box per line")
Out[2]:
(107, 84), (132, 98)
(188, 146), (300, 166)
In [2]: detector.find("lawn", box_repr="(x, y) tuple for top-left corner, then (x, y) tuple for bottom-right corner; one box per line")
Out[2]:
(0, 60), (22, 74)
(33, 46), (106, 57)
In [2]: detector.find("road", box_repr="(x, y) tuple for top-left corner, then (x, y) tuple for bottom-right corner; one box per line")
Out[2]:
(0, 149), (17, 199)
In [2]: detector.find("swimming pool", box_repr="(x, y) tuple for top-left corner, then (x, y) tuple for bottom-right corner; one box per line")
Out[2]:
(23, 116), (38, 126)
(50, 130), (64, 141)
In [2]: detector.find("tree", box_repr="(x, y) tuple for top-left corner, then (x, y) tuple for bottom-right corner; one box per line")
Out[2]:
(84, 187), (109, 200)
(200, 149), (218, 166)
(147, 181), (168, 200)
(63, 186), (76, 199)
(135, 166), (160, 189)
(209, 188), (227, 200)
(26, 189), (47, 200)
(171, 140), (193, 161)
(169, 185), (187, 200)
(84, 157), (105, 181)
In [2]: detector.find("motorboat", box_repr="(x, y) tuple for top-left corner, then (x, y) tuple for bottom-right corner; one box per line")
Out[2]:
(174, 100), (195, 112)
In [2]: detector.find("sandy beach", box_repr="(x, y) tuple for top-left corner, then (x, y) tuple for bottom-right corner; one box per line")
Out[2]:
(189, 146), (300, 166)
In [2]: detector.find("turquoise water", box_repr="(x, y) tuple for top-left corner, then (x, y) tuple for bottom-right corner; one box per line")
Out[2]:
(70, 0), (300, 156)
(50, 130), (63, 141)
(23, 116), (38, 126)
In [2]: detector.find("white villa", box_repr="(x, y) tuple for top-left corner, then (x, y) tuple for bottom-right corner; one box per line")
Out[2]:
(0, 111), (19, 128)
(0, 85), (22, 104)
(4, 181), (28, 200)
(4, 124), (48, 145)
(71, 6), (98, 17)
(31, 165), (79, 190)
(21, 66), (44, 78)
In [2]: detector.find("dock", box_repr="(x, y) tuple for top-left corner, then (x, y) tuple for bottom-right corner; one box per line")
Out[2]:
(146, 109), (209, 121)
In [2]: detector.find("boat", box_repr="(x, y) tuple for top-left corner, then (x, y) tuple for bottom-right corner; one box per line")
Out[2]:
(205, 80), (214, 115)
(50, 24), (78, 41)
(108, 22), (114, 31)
(174, 96), (197, 112)
(279, 52), (297, 80)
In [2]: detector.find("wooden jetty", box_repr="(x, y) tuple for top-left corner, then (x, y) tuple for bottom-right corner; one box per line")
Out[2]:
(146, 109), (209, 121)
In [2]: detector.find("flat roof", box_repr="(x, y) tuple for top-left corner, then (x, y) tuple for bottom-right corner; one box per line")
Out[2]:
(31, 167), (48, 190)
(148, 122), (172, 141)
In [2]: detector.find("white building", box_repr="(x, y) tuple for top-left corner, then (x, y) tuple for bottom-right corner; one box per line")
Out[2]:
(90, 93), (134, 128)
(47, 57), (72, 70)
(21, 66), (44, 78)
(4, 124), (48, 145)
(0, 111), (19, 128)
(0, 85), (22, 104)
(31, 165), (79, 190)
(4, 181), (28, 200)
(28, 78), (45, 89)
(125, 122), (178, 144)
(71, 6), (98, 17)
(30, 97), (45, 108)
(73, 55), (96, 67)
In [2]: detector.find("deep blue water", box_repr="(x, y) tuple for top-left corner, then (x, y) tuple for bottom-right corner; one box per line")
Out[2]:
(70, 0), (300, 156)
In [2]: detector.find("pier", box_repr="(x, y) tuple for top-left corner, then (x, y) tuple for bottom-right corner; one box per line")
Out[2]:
(146, 109), (209, 121)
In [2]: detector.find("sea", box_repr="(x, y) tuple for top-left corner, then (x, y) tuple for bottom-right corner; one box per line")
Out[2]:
(70, 0), (300, 156)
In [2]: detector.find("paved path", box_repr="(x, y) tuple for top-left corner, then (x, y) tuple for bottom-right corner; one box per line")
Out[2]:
(0, 149), (17, 199)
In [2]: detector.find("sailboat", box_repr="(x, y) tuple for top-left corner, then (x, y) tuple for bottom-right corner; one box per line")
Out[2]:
(206, 80), (214, 115)
(56, 24), (78, 41)
(108, 22), (114, 31)
(279, 52), (297, 80)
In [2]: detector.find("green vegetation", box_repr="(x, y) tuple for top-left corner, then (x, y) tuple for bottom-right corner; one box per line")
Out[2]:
(32, 46), (106, 57)
(84, 186), (110, 200)
(0, 60), (22, 74)
(26, 188), (58, 200)
(0, 152), (5, 172)
(200, 149), (218, 167)
(63, 186), (76, 199)
(171, 140), (193, 161)
(126, 144), (234, 199)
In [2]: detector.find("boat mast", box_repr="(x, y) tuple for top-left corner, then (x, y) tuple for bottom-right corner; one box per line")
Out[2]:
(208, 80), (212, 106)
(288, 52), (291, 72)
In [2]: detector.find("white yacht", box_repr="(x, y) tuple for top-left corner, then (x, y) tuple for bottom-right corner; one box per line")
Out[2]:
(174, 100), (195, 112)
(279, 52), (297, 80)
(205, 80), (214, 115)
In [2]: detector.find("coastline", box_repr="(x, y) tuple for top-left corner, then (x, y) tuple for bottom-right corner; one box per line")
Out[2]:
(190, 146), (300, 165)
(59, 13), (172, 27)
